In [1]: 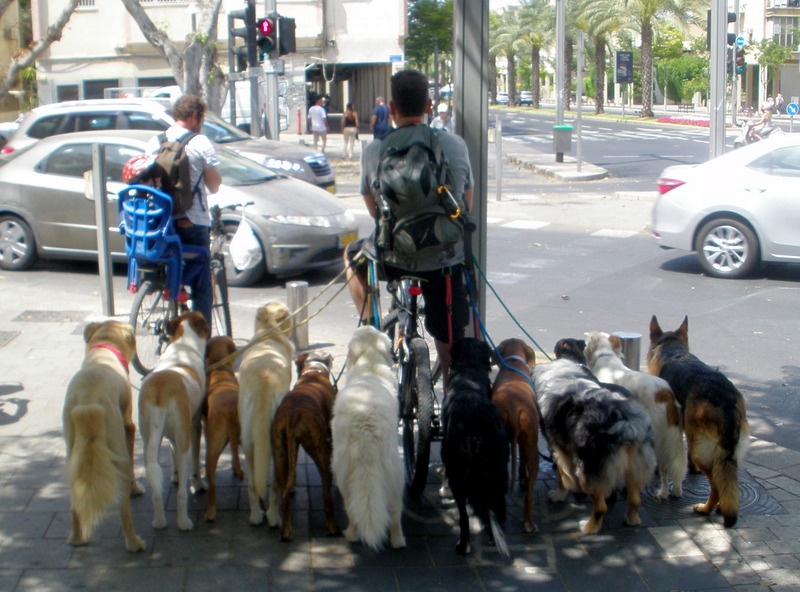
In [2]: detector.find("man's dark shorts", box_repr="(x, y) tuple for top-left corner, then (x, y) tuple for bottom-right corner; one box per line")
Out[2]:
(346, 239), (469, 343)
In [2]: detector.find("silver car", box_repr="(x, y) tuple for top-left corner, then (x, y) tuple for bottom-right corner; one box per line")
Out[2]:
(0, 98), (335, 192)
(0, 130), (357, 286)
(652, 133), (800, 279)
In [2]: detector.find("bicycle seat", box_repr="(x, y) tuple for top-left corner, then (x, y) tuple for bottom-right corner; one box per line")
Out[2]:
(118, 184), (186, 297)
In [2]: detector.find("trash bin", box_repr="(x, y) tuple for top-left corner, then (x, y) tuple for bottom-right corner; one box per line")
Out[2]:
(612, 331), (641, 371)
(553, 124), (573, 162)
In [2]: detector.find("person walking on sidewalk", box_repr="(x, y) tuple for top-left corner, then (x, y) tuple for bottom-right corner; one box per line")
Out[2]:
(145, 94), (222, 324)
(370, 96), (391, 140)
(341, 102), (359, 160)
(308, 95), (329, 152)
(344, 70), (474, 381)
(430, 102), (453, 133)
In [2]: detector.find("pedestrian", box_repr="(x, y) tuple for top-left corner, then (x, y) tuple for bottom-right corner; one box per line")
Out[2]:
(308, 95), (329, 152)
(430, 102), (453, 133)
(776, 92), (785, 115)
(370, 96), (391, 140)
(341, 102), (359, 160)
(344, 69), (474, 381)
(146, 94), (222, 325)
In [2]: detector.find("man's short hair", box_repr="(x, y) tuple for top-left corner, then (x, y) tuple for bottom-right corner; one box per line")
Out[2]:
(391, 70), (429, 117)
(172, 94), (207, 122)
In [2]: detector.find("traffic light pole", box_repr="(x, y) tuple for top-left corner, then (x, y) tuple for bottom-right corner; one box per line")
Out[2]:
(261, 0), (279, 139)
(709, 0), (727, 159)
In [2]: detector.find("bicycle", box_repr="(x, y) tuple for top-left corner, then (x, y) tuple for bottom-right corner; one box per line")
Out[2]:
(119, 185), (235, 375)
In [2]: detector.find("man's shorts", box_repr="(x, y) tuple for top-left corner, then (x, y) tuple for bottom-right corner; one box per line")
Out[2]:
(346, 238), (470, 344)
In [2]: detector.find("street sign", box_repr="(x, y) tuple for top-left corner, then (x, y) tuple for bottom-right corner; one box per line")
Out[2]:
(787, 103), (799, 117)
(736, 36), (745, 47)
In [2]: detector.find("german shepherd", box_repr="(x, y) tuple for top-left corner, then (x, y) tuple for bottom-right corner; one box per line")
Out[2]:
(647, 315), (749, 527)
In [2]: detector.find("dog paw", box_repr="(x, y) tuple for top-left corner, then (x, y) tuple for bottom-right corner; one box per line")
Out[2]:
(248, 512), (265, 526)
(670, 484), (683, 498)
(625, 513), (641, 527)
(177, 516), (194, 531)
(390, 534), (407, 549)
(125, 535), (146, 552)
(191, 477), (208, 493)
(579, 519), (601, 535)
(152, 517), (168, 530)
(266, 508), (281, 528)
(692, 502), (712, 516)
(204, 509), (216, 522)
(68, 533), (88, 547)
(130, 480), (145, 496)
(523, 521), (539, 534)
(655, 487), (670, 500)
(455, 541), (471, 555)
(344, 525), (358, 542)
(548, 489), (568, 503)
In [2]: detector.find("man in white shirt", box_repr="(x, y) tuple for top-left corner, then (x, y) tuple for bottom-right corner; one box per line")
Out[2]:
(307, 95), (329, 152)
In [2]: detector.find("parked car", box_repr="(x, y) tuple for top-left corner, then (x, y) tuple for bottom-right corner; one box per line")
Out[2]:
(0, 130), (357, 286)
(495, 92), (509, 106)
(0, 115), (22, 148)
(518, 91), (533, 106)
(0, 99), (335, 192)
(652, 134), (800, 279)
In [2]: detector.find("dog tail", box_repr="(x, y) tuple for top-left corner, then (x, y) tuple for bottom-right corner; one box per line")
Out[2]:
(716, 415), (749, 528)
(252, 387), (281, 502)
(271, 418), (296, 498)
(67, 404), (123, 540)
(489, 513), (511, 558)
(144, 405), (168, 497)
(342, 425), (393, 551)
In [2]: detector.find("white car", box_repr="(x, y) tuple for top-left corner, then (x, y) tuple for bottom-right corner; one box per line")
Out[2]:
(652, 134), (800, 279)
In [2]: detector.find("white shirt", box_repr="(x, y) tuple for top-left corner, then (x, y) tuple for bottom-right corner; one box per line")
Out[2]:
(308, 105), (328, 133)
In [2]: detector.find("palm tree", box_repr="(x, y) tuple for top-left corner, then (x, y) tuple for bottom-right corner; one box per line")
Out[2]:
(574, 0), (633, 114)
(491, 7), (529, 106)
(621, 0), (703, 117)
(517, 0), (555, 109)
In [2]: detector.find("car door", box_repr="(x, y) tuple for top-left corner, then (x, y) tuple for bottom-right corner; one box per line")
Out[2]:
(743, 145), (800, 259)
(26, 141), (139, 257)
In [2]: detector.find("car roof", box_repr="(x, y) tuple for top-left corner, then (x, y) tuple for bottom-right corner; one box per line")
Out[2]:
(31, 128), (155, 147)
(26, 98), (171, 115)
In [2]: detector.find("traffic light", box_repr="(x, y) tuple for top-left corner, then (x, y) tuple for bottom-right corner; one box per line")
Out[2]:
(228, 1), (256, 72)
(735, 47), (746, 74)
(278, 17), (296, 56)
(256, 17), (277, 61)
(707, 10), (738, 50)
(727, 47), (734, 75)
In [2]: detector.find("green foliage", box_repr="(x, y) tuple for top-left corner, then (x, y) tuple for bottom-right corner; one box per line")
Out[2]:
(407, 0), (453, 71)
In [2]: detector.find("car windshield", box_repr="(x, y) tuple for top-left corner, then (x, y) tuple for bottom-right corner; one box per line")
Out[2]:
(216, 146), (277, 185)
(199, 113), (253, 144)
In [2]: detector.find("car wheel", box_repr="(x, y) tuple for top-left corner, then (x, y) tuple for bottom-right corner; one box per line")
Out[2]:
(222, 220), (266, 287)
(0, 215), (38, 271)
(695, 218), (759, 279)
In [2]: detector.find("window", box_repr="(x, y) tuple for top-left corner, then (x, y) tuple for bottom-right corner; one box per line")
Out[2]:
(772, 17), (799, 47)
(28, 116), (67, 140)
(105, 144), (144, 182)
(125, 112), (167, 131)
(74, 114), (118, 132)
(748, 146), (800, 177)
(39, 144), (94, 178)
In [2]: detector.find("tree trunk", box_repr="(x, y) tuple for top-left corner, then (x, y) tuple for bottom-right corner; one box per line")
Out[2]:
(507, 50), (517, 105)
(532, 46), (541, 109)
(640, 21), (654, 118)
(593, 37), (605, 115)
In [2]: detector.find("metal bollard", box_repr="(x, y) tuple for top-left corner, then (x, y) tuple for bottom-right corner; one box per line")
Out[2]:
(286, 281), (309, 350)
(612, 331), (641, 371)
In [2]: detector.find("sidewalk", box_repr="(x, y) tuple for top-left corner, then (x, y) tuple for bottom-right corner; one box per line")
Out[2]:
(1, 135), (800, 591)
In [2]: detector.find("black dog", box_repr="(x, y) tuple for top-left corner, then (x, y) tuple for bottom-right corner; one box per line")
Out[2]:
(441, 338), (510, 557)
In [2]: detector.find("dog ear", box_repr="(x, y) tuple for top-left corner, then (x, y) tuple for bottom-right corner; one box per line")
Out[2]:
(295, 352), (310, 375)
(678, 316), (689, 345)
(649, 315), (663, 342)
(523, 341), (536, 366)
(608, 334), (622, 353)
(189, 311), (210, 340)
(83, 322), (101, 344)
(577, 339), (586, 352)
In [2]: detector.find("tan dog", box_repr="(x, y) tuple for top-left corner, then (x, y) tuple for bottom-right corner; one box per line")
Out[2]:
(203, 335), (244, 522)
(139, 310), (209, 531)
(272, 351), (341, 542)
(585, 331), (687, 499)
(491, 338), (539, 534)
(63, 320), (145, 552)
(238, 301), (295, 526)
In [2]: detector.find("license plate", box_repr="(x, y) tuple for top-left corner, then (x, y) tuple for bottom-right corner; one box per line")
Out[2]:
(339, 231), (357, 248)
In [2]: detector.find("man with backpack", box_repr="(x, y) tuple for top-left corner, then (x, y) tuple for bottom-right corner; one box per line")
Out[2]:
(345, 69), (475, 381)
(145, 94), (222, 324)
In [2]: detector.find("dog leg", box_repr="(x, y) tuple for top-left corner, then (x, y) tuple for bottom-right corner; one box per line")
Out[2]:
(455, 495), (472, 555)
(624, 479), (643, 527)
(176, 448), (194, 531)
(229, 425), (244, 481)
(68, 508), (87, 546)
(124, 418), (144, 496)
(191, 414), (207, 493)
(265, 463), (281, 527)
(389, 491), (406, 549)
(143, 431), (168, 530)
(120, 489), (146, 552)
(245, 449), (265, 525)
(204, 430), (224, 522)
(307, 445), (341, 538)
(580, 490), (607, 535)
(656, 470), (670, 501)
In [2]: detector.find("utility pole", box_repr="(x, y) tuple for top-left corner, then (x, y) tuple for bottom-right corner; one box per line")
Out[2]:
(709, 0), (728, 158)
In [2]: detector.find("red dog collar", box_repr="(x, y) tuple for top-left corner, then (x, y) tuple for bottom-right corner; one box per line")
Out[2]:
(89, 343), (130, 374)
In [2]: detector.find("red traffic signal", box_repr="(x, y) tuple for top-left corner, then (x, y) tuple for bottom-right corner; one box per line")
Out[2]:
(735, 47), (746, 74)
(256, 17), (276, 60)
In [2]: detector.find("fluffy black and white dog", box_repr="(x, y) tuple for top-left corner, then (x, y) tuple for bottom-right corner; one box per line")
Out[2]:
(532, 338), (657, 535)
(441, 338), (510, 557)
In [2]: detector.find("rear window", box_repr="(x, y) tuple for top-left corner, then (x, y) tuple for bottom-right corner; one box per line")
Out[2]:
(75, 113), (118, 132)
(126, 112), (166, 131)
(28, 115), (67, 140)
(748, 146), (800, 177)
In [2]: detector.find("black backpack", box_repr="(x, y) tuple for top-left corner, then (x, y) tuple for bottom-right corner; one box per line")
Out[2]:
(373, 125), (466, 270)
(150, 132), (202, 217)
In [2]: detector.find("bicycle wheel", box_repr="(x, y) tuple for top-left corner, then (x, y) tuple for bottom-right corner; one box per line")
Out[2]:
(129, 279), (179, 376)
(401, 336), (434, 500)
(382, 310), (442, 388)
(210, 257), (232, 337)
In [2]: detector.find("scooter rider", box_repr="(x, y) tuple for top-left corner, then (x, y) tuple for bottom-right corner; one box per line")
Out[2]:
(750, 100), (775, 142)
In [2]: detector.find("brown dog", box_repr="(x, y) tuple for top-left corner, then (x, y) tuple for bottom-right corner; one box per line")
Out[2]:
(271, 351), (341, 541)
(491, 338), (539, 534)
(203, 335), (244, 522)
(63, 320), (145, 551)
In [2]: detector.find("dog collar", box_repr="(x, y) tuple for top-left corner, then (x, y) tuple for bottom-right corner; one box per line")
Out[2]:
(89, 343), (129, 374)
(300, 360), (331, 378)
(502, 354), (531, 374)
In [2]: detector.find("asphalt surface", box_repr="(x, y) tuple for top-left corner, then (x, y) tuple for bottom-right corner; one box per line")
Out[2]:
(1, 131), (799, 591)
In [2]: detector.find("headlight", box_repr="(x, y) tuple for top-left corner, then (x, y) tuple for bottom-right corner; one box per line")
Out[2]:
(264, 157), (303, 172)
